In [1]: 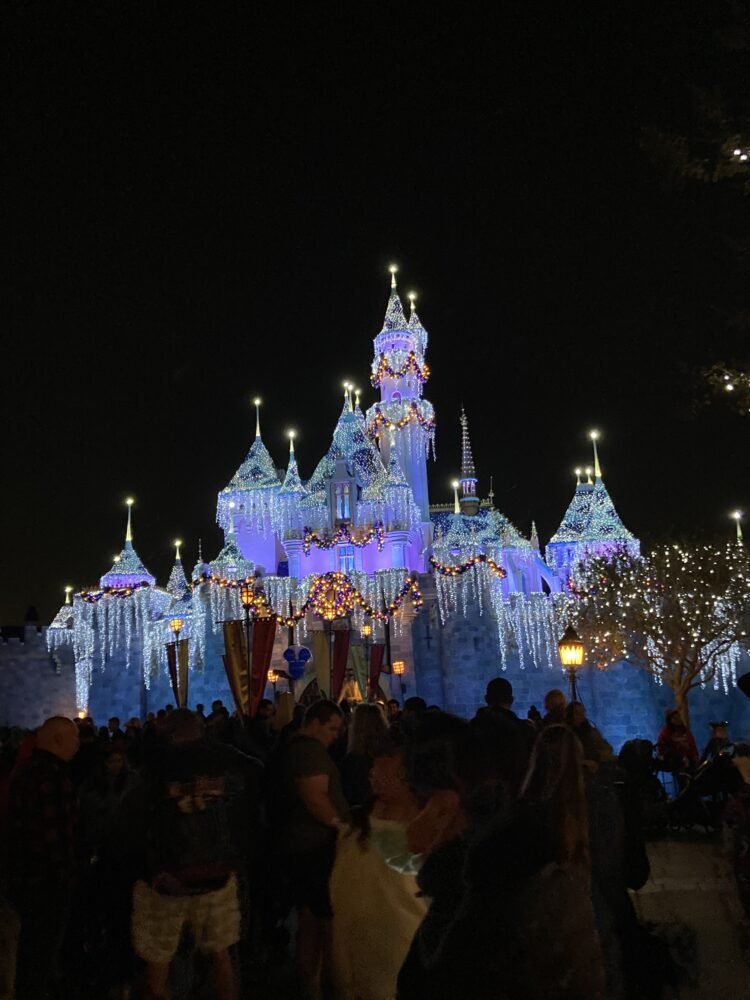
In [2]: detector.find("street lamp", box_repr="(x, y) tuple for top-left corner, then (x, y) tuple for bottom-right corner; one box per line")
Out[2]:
(169, 617), (184, 643)
(239, 583), (255, 715)
(558, 625), (585, 703)
(392, 659), (406, 702)
(268, 669), (278, 700)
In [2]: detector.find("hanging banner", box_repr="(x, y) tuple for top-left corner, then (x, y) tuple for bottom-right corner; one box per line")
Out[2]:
(250, 616), (277, 715)
(312, 630), (332, 697)
(349, 644), (368, 702)
(331, 629), (351, 702)
(166, 642), (179, 706)
(177, 639), (190, 708)
(368, 643), (385, 699)
(222, 620), (250, 715)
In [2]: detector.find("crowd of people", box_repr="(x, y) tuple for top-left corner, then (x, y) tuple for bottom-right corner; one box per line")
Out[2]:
(1, 684), (749, 1000)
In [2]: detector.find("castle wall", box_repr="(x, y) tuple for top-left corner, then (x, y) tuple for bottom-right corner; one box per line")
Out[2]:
(0, 626), (77, 728)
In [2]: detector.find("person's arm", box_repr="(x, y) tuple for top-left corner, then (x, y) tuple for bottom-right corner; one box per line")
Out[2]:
(295, 773), (342, 829)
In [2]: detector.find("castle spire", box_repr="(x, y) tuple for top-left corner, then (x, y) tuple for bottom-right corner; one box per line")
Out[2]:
(733, 510), (744, 544)
(575, 467), (582, 486)
(125, 497), (134, 543)
(380, 265), (408, 332)
(459, 408), (480, 515)
(253, 398), (262, 439)
(166, 538), (190, 598)
(452, 479), (461, 515)
(589, 430), (602, 479)
(530, 520), (540, 552)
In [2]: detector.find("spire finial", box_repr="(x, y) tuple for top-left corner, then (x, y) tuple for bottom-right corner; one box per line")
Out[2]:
(459, 407), (478, 499)
(174, 539), (182, 561)
(488, 476), (495, 507)
(354, 387), (361, 410)
(389, 263), (398, 289)
(64, 585), (73, 605)
(575, 467), (582, 486)
(451, 480), (461, 514)
(732, 510), (744, 544)
(288, 429), (296, 456)
(589, 430), (602, 478)
(125, 497), (135, 543)
(585, 466), (593, 485)
(197, 538), (203, 562)
(408, 291), (417, 316)
(253, 398), (261, 438)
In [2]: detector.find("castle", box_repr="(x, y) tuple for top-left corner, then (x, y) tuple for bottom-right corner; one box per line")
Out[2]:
(32, 267), (658, 736)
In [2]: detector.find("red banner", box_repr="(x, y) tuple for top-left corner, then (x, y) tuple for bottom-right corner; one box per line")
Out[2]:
(250, 616), (277, 715)
(331, 628), (351, 702)
(368, 643), (385, 699)
(222, 620), (249, 715)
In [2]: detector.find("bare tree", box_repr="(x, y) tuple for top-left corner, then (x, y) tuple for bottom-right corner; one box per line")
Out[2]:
(571, 542), (750, 723)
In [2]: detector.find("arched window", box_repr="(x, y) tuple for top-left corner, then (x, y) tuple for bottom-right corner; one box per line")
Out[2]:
(391, 390), (401, 403)
(334, 482), (351, 521)
(338, 544), (355, 574)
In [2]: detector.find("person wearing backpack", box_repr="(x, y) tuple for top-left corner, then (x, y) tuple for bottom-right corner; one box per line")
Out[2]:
(124, 709), (262, 1000)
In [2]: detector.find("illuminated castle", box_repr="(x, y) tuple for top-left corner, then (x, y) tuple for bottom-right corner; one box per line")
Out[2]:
(46, 268), (639, 721)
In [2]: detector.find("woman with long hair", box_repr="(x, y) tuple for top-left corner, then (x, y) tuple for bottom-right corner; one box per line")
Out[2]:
(339, 702), (390, 807)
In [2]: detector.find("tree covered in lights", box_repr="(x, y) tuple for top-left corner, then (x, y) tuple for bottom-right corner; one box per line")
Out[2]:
(572, 541), (750, 721)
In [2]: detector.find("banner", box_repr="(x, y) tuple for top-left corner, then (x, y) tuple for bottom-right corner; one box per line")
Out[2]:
(312, 630), (332, 697)
(250, 616), (277, 715)
(166, 642), (179, 706)
(223, 619), (250, 715)
(331, 628), (351, 702)
(348, 644), (368, 701)
(177, 639), (189, 708)
(368, 643), (385, 699)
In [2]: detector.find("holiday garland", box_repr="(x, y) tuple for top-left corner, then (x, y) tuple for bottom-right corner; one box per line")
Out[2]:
(371, 351), (430, 388)
(78, 581), (151, 603)
(367, 401), (436, 438)
(429, 553), (508, 579)
(302, 521), (385, 555)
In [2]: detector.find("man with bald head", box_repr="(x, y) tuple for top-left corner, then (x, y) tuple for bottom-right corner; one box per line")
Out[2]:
(9, 716), (79, 999)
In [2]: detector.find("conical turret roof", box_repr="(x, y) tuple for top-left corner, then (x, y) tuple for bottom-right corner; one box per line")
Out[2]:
(100, 540), (156, 588)
(226, 434), (280, 491)
(380, 277), (409, 333)
(548, 479), (595, 544)
(407, 297), (428, 355)
(166, 554), (190, 598)
(581, 478), (635, 543)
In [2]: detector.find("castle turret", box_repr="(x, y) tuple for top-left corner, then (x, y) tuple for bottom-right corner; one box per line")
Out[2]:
(100, 498), (156, 588)
(366, 268), (434, 520)
(166, 539), (190, 598)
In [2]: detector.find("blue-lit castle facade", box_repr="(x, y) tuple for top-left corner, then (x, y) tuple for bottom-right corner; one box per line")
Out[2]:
(20, 269), (745, 746)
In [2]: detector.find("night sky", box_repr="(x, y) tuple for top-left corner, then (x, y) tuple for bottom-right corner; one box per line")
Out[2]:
(6, 3), (749, 623)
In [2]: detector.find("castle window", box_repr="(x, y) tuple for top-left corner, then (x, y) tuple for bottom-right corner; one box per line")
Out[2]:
(338, 544), (355, 574)
(335, 482), (351, 521)
(391, 390), (401, 403)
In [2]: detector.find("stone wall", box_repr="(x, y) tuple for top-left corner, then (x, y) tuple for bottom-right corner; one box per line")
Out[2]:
(0, 626), (77, 728)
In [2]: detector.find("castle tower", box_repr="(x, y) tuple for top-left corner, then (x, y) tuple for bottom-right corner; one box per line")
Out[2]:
(100, 498), (156, 588)
(366, 268), (435, 521)
(459, 407), (480, 516)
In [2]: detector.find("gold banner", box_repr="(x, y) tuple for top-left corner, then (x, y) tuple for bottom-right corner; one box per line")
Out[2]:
(222, 619), (250, 715)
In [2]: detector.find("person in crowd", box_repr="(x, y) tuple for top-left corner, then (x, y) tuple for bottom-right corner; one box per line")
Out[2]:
(79, 744), (140, 861)
(330, 748), (427, 1000)
(565, 700), (615, 766)
(472, 677), (534, 794)
(70, 716), (101, 787)
(339, 702), (390, 807)
(732, 742), (750, 785)
(116, 708), (262, 1000)
(386, 698), (401, 721)
(656, 709), (699, 772)
(195, 703), (206, 720)
(700, 720), (734, 764)
(108, 716), (124, 741)
(278, 700), (347, 1000)
(8, 716), (80, 1000)
(542, 687), (567, 726)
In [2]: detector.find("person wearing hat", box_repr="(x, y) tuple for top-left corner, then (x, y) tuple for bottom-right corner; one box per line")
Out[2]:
(701, 721), (735, 765)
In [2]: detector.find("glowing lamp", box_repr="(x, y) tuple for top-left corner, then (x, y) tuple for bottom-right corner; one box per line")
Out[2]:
(239, 584), (254, 610)
(392, 660), (406, 676)
(558, 626), (585, 668)
(169, 617), (184, 636)
(77, 710), (86, 719)
(268, 669), (278, 683)
(360, 622), (373, 639)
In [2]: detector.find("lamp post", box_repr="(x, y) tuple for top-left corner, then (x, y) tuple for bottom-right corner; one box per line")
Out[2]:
(169, 616), (185, 707)
(361, 621), (373, 701)
(268, 669), (278, 701)
(392, 659), (406, 703)
(239, 583), (254, 715)
(558, 625), (585, 703)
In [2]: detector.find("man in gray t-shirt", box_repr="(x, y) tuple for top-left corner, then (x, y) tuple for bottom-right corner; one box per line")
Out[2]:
(280, 700), (347, 997)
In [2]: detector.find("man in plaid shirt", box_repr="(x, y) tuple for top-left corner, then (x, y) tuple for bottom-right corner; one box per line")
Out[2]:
(8, 716), (79, 999)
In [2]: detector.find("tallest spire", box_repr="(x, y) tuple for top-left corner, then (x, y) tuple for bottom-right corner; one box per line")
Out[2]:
(380, 264), (408, 332)
(459, 408), (480, 515)
(125, 497), (134, 543)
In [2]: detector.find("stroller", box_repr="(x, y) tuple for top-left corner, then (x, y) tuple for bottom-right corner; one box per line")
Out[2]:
(667, 750), (742, 831)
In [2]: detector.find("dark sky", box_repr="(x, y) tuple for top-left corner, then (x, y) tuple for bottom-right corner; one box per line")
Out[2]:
(5, 3), (749, 623)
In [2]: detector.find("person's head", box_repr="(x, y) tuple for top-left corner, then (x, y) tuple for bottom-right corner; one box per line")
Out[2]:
(386, 699), (401, 720)
(485, 677), (513, 710)
(257, 699), (275, 721)
(104, 748), (127, 777)
(156, 709), (166, 721)
(665, 709), (685, 732)
(543, 689), (567, 718)
(302, 700), (343, 748)
(195, 703), (205, 715)
(146, 712), (156, 723)
(348, 702), (389, 756)
(521, 724), (588, 864)
(161, 708), (204, 744)
(108, 716), (120, 732)
(565, 701), (587, 728)
(211, 699), (224, 713)
(402, 696), (427, 719)
(370, 749), (414, 806)
(36, 716), (80, 762)
(165, 704), (174, 713)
